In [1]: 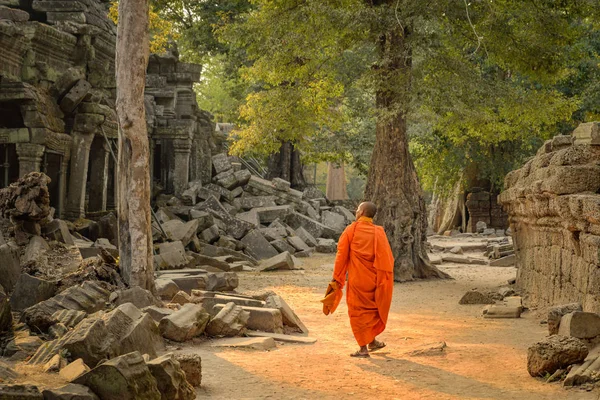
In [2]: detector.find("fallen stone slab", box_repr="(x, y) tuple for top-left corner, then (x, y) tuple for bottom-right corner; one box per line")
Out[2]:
(159, 304), (210, 342)
(213, 304), (283, 334)
(287, 236), (310, 252)
(200, 224), (220, 244)
(548, 303), (582, 335)
(6, 333), (44, 361)
(558, 311), (600, 339)
(146, 354), (195, 400)
(483, 305), (522, 318)
(407, 341), (447, 357)
(142, 306), (174, 323)
(320, 210), (346, 234)
(173, 353), (202, 387)
(316, 238), (336, 253)
(459, 290), (495, 305)
(21, 235), (50, 265)
(564, 345), (600, 387)
(30, 303), (164, 368)
(43, 354), (67, 373)
(236, 210), (260, 227)
(171, 290), (192, 305)
(260, 251), (296, 272)
(441, 254), (487, 265)
(21, 281), (110, 332)
(59, 359), (90, 382)
(69, 303), (165, 367)
(201, 294), (265, 311)
(265, 294), (308, 334)
(240, 196), (277, 210)
(285, 212), (336, 240)
(295, 248), (315, 258)
(42, 384), (99, 400)
(110, 286), (160, 309)
(211, 337), (276, 351)
(155, 278), (180, 300)
(527, 335), (588, 377)
(259, 227), (287, 241)
(245, 331), (317, 344)
(52, 309), (86, 329)
(197, 243), (258, 266)
(162, 219), (199, 247)
(241, 230), (279, 260)
(74, 352), (161, 400)
(254, 205), (293, 224)
(187, 253), (231, 271)
(489, 254), (516, 267)
(212, 153), (232, 174)
(44, 219), (75, 246)
(0, 243), (21, 292)
(0, 385), (42, 399)
(205, 302), (250, 337)
(270, 239), (296, 254)
(332, 205), (354, 221)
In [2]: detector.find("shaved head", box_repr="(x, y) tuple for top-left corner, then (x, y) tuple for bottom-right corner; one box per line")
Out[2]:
(357, 201), (377, 218)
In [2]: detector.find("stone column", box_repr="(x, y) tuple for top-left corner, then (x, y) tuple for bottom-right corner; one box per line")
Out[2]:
(15, 143), (45, 177)
(88, 139), (109, 212)
(64, 131), (94, 220)
(173, 138), (192, 197)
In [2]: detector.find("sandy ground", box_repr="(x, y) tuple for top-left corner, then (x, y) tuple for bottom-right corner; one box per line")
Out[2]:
(191, 246), (599, 400)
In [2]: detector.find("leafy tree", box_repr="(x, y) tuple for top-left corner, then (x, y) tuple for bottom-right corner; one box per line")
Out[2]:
(215, 0), (598, 281)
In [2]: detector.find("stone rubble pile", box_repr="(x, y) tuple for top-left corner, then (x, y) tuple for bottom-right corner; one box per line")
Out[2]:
(0, 159), (333, 397)
(148, 152), (354, 273)
(527, 304), (600, 389)
(428, 233), (513, 267)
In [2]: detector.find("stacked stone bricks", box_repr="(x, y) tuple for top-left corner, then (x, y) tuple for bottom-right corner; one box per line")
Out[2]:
(499, 122), (600, 312)
(0, 0), (214, 220)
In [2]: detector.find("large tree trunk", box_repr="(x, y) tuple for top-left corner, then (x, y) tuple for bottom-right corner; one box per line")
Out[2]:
(266, 140), (306, 189)
(364, 25), (450, 282)
(115, 0), (154, 290)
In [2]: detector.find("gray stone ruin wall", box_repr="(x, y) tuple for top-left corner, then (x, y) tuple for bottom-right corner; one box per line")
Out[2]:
(0, 0), (214, 220)
(499, 122), (600, 312)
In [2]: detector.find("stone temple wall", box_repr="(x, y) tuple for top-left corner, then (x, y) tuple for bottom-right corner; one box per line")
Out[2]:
(499, 122), (600, 312)
(0, 0), (214, 220)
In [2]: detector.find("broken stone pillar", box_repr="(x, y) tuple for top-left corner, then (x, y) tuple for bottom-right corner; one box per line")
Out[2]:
(65, 132), (94, 219)
(15, 143), (45, 177)
(88, 139), (109, 212)
(173, 138), (192, 197)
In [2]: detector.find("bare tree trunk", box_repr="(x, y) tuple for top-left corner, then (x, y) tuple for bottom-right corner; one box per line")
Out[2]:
(364, 25), (450, 282)
(266, 140), (307, 189)
(115, 0), (154, 291)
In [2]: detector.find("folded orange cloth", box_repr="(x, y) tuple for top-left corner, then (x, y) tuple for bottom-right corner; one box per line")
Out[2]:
(321, 280), (342, 315)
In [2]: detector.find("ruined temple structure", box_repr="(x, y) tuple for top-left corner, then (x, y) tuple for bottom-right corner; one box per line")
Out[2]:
(465, 188), (508, 233)
(0, 0), (214, 220)
(499, 122), (600, 312)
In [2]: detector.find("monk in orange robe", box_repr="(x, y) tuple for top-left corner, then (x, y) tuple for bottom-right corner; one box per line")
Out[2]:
(331, 201), (394, 357)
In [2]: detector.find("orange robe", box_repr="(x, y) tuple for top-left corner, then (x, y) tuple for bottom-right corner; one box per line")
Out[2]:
(333, 217), (394, 346)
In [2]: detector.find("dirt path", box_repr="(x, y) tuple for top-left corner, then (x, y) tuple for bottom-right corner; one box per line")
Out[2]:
(188, 251), (599, 400)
